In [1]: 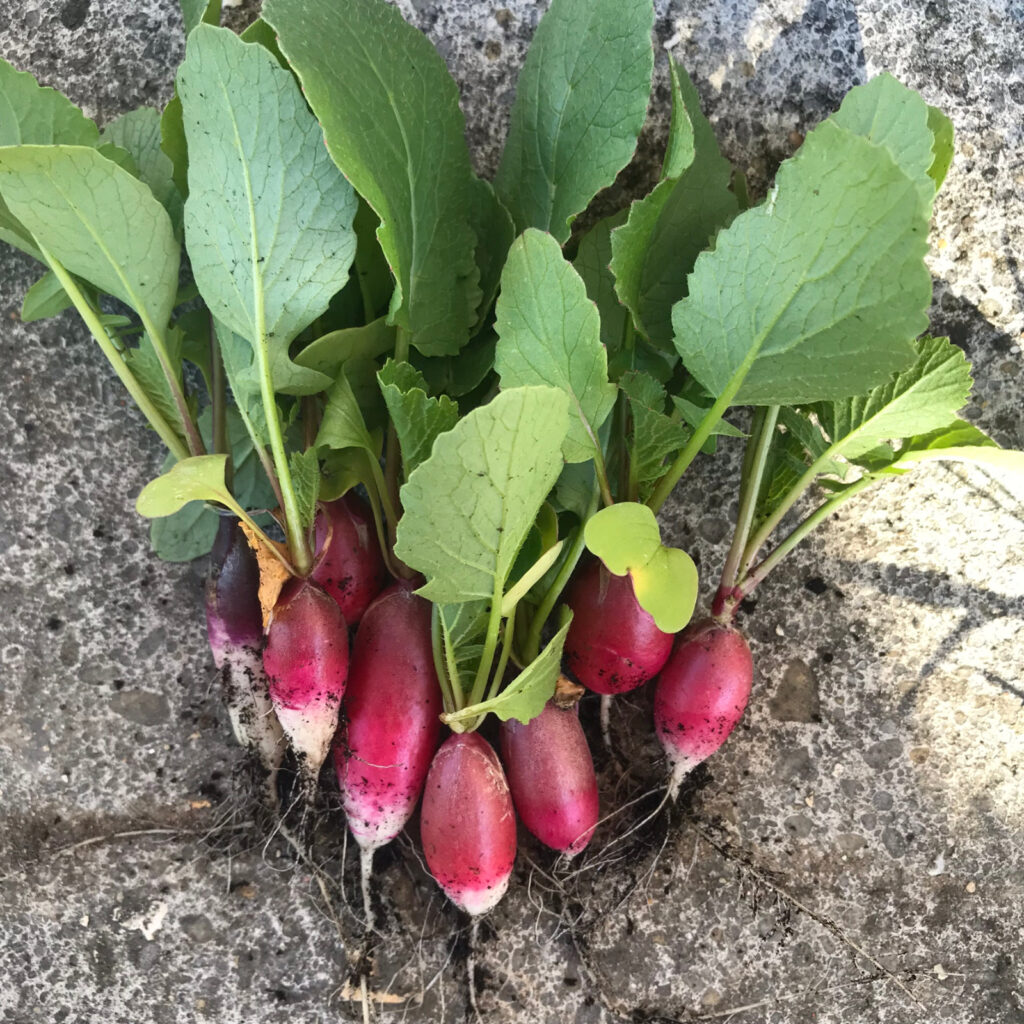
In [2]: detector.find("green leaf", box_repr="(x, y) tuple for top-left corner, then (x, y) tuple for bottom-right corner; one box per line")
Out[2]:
(395, 386), (569, 604)
(0, 59), (100, 260)
(413, 332), (497, 400)
(315, 367), (378, 457)
(495, 229), (617, 463)
(620, 371), (687, 498)
(494, 0), (654, 243)
(263, 0), (480, 356)
(180, 0), (221, 35)
(672, 119), (931, 407)
(583, 502), (698, 633)
(926, 105), (955, 191)
(378, 359), (460, 479)
(295, 317), (396, 377)
(891, 419), (1024, 474)
(21, 270), (74, 322)
(217, 323), (269, 448)
(811, 335), (973, 463)
(288, 448), (320, 534)
(351, 197), (395, 323)
(101, 107), (183, 233)
(136, 454), (234, 517)
(610, 58), (738, 347)
(439, 600), (490, 692)
(319, 448), (370, 503)
(150, 498), (220, 562)
(177, 25), (358, 389)
(124, 326), (189, 440)
(553, 461), (596, 520)
(573, 210), (629, 359)
(830, 73), (935, 207)
(0, 145), (180, 331)
(445, 619), (571, 727)
(670, 394), (745, 440)
(94, 142), (139, 175)
(468, 176), (516, 329)
(238, 18), (290, 68)
(660, 54), (696, 180)
(159, 94), (189, 200)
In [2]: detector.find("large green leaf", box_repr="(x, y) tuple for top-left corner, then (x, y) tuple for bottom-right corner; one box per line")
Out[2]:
(377, 360), (459, 480)
(0, 145), (180, 331)
(177, 25), (357, 390)
(395, 386), (569, 604)
(495, 229), (617, 463)
(672, 119), (931, 407)
(101, 107), (182, 232)
(830, 73), (935, 208)
(573, 211), (631, 367)
(811, 336), (973, 463)
(494, 0), (654, 243)
(893, 419), (1024, 473)
(263, 0), (480, 356)
(180, 0), (221, 35)
(0, 60), (100, 260)
(315, 367), (379, 458)
(610, 58), (737, 348)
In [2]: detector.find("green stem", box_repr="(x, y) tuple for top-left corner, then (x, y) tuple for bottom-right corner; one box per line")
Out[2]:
(217, 492), (297, 577)
(210, 316), (229, 470)
(647, 383), (738, 513)
(523, 483), (600, 664)
(469, 583), (504, 710)
(359, 458), (401, 581)
(719, 406), (779, 592)
(135, 308), (206, 459)
(430, 604), (457, 717)
(40, 247), (190, 462)
(740, 436), (846, 579)
(383, 327), (410, 551)
(486, 607), (516, 704)
(731, 474), (880, 612)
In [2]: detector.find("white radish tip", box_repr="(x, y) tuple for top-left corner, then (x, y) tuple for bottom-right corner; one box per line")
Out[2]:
(451, 876), (511, 917)
(667, 754), (702, 802)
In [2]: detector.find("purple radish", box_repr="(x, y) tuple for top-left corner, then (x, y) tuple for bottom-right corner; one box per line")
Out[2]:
(564, 558), (674, 695)
(499, 700), (599, 857)
(311, 493), (389, 626)
(205, 516), (284, 801)
(654, 619), (753, 800)
(263, 578), (349, 800)
(332, 581), (441, 923)
(420, 732), (517, 916)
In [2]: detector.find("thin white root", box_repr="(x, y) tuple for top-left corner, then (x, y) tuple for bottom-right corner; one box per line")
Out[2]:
(467, 916), (481, 1021)
(600, 694), (613, 752)
(360, 974), (371, 1024)
(360, 844), (376, 934)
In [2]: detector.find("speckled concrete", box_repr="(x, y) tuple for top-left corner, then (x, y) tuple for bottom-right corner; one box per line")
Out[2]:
(1, 1), (1022, 1022)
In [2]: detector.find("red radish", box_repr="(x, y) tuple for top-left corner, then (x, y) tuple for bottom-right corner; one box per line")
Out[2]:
(333, 581), (441, 851)
(499, 700), (598, 857)
(420, 732), (517, 916)
(564, 558), (674, 695)
(205, 516), (284, 797)
(654, 619), (753, 800)
(311, 493), (388, 625)
(263, 578), (349, 796)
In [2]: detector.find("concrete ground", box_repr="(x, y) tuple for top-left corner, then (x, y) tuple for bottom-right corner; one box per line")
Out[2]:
(0, 1), (1021, 1022)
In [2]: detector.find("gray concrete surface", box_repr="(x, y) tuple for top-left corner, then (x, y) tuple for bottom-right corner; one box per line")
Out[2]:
(1, 1), (1022, 1022)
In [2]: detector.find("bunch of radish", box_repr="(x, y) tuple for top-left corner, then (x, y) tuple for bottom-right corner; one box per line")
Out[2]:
(3, 0), (1021, 942)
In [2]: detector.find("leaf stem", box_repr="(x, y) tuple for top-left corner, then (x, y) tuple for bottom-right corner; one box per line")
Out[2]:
(487, 607), (516, 704)
(740, 435), (845, 578)
(469, 583), (504, 711)
(137, 310), (207, 458)
(210, 315), (229, 467)
(727, 473), (880, 617)
(648, 383), (738, 513)
(359, 455), (401, 581)
(39, 246), (190, 462)
(430, 604), (457, 717)
(719, 406), (779, 592)
(383, 326), (411, 548)
(523, 483), (600, 663)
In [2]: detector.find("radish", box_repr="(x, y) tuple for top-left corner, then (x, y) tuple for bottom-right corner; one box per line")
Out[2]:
(311, 493), (389, 626)
(333, 581), (441, 923)
(205, 516), (284, 799)
(563, 558), (674, 695)
(263, 578), (349, 801)
(654, 619), (753, 800)
(499, 700), (598, 857)
(420, 732), (517, 916)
